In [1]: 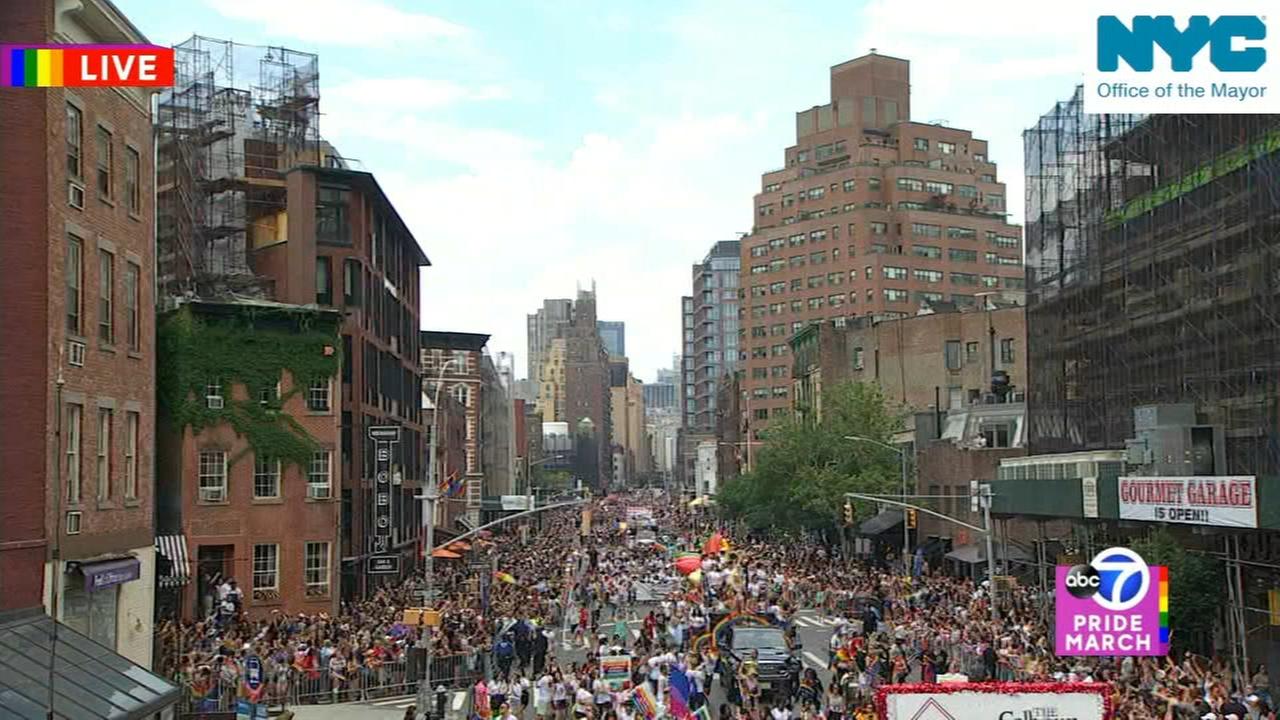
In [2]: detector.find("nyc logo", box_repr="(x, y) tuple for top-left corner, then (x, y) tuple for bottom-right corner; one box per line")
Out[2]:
(1098, 15), (1267, 72)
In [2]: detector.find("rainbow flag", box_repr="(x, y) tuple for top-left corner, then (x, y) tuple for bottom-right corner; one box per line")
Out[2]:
(632, 683), (659, 720)
(668, 667), (693, 720)
(493, 571), (516, 584)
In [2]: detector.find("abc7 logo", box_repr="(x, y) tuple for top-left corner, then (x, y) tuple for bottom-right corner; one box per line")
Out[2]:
(1064, 547), (1151, 611)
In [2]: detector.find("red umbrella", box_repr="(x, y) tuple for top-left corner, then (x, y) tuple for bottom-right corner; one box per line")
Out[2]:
(675, 554), (701, 576)
(703, 532), (724, 556)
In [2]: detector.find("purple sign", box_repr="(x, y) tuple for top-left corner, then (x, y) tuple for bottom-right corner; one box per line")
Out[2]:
(82, 557), (141, 592)
(1054, 547), (1169, 657)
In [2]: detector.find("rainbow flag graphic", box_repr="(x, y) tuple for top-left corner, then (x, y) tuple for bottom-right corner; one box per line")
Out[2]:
(1, 45), (174, 88)
(632, 683), (659, 720)
(1158, 565), (1170, 645)
(4, 47), (66, 87)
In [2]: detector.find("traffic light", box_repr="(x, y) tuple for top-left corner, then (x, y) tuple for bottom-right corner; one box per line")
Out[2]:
(842, 501), (854, 526)
(906, 509), (918, 529)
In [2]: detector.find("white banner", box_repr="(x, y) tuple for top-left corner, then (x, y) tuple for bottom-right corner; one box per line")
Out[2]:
(883, 689), (1105, 720)
(1118, 476), (1257, 528)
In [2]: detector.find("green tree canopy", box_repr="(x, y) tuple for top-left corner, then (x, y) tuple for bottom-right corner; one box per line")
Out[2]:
(1130, 528), (1222, 655)
(719, 381), (906, 531)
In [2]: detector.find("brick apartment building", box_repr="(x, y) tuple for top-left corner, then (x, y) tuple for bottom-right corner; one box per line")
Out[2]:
(155, 301), (342, 620)
(421, 332), (492, 528)
(563, 290), (612, 490)
(790, 303), (1027, 420)
(423, 374), (468, 542)
(0, 0), (158, 666)
(740, 53), (1025, 438)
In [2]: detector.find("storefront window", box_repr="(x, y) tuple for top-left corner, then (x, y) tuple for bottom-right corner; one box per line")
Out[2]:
(63, 574), (118, 649)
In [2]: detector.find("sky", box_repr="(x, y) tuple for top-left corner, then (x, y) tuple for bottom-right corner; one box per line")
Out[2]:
(118, 0), (1095, 382)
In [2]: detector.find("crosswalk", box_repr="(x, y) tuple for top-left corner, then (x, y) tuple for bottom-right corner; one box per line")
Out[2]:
(365, 689), (469, 715)
(789, 614), (846, 629)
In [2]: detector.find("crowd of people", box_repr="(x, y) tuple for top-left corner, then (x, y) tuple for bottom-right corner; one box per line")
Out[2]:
(155, 491), (1273, 720)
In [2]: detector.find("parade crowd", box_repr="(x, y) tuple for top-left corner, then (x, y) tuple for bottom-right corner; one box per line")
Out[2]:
(156, 492), (1273, 720)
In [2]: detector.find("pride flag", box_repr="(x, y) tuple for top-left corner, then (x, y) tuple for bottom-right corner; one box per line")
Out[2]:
(668, 667), (693, 720)
(632, 683), (659, 720)
(493, 571), (516, 584)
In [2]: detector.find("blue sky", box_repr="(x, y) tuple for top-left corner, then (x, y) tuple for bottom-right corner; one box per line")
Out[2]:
(117, 0), (1091, 381)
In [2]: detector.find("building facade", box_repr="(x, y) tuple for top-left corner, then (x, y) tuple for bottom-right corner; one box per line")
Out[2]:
(681, 241), (742, 433)
(421, 332), (491, 527)
(480, 352), (515, 498)
(790, 304), (1027, 422)
(155, 301), (342, 621)
(563, 289), (612, 490)
(598, 321), (626, 358)
(527, 299), (573, 392)
(423, 384), (467, 537)
(535, 338), (567, 422)
(609, 358), (648, 484)
(0, 0), (158, 666)
(741, 52), (1024, 437)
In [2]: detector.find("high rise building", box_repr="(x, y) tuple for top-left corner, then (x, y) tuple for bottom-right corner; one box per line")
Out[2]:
(535, 338), (567, 422)
(1024, 88), (1280, 472)
(421, 332), (492, 526)
(609, 357), (648, 483)
(0, 0), (159, 666)
(598, 321), (626, 357)
(681, 241), (742, 433)
(739, 53), (1024, 436)
(563, 288), (612, 489)
(526, 299), (573, 388)
(642, 381), (678, 412)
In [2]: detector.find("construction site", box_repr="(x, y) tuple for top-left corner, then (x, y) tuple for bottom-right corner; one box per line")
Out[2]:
(156, 35), (323, 303)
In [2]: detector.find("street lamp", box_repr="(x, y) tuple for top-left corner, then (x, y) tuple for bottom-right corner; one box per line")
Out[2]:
(416, 358), (458, 720)
(845, 435), (911, 572)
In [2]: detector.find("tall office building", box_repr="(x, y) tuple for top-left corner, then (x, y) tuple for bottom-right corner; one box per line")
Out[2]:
(739, 52), (1024, 435)
(526, 299), (573, 387)
(681, 241), (742, 432)
(563, 288), (612, 489)
(598, 321), (625, 357)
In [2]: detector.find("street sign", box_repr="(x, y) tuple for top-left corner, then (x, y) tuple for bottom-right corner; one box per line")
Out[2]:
(368, 555), (401, 575)
(368, 425), (401, 441)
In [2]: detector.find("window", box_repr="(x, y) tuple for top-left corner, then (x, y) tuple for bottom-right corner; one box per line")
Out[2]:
(914, 269), (942, 283)
(66, 104), (83, 179)
(754, 408), (769, 421)
(868, 177), (881, 190)
(843, 179), (856, 192)
(757, 204), (774, 216)
(771, 344), (787, 357)
(206, 378), (223, 408)
(807, 275), (824, 289)
(945, 340), (962, 370)
(809, 251), (826, 265)
(883, 266), (907, 280)
(67, 235), (83, 334)
(123, 262), (140, 351)
(852, 347), (864, 370)
(62, 577), (117, 649)
(763, 182), (782, 193)
(307, 379), (331, 412)
(912, 245), (941, 259)
(953, 293), (975, 308)
(965, 341), (979, 363)
(751, 305), (767, 318)
(897, 177), (924, 192)
(124, 411), (138, 500)
(952, 272), (978, 286)
(957, 185), (978, 198)
(884, 288), (908, 303)
(315, 257), (332, 305)
(198, 450), (227, 502)
(916, 291), (944, 304)
(948, 227), (976, 241)
(980, 173), (996, 183)
(981, 423), (1012, 449)
(790, 300), (803, 312)
(769, 302), (784, 315)
(124, 147), (140, 213)
(769, 281), (786, 295)
(751, 366), (768, 378)
(750, 245), (769, 257)
(807, 296), (825, 310)
(982, 275), (1000, 288)
(770, 386), (788, 398)
(1000, 338), (1015, 364)
(899, 201), (926, 210)
(948, 386), (964, 409)
(750, 264), (768, 275)
(911, 223), (941, 237)
(938, 141), (956, 155)
(768, 259), (785, 272)
(950, 249), (978, 263)
(771, 365), (788, 378)
(1004, 276), (1026, 289)
(797, 150), (808, 162)
(305, 542), (331, 596)
(98, 250), (113, 343)
(827, 272), (843, 286)
(751, 347), (767, 359)
(751, 285), (768, 298)
(95, 126), (112, 199)
(344, 259), (361, 306)
(913, 138), (929, 151)
(96, 409), (111, 501)
(807, 187), (825, 200)
(869, 222), (887, 235)
(986, 193), (1004, 210)
(782, 194), (795, 207)
(751, 326), (767, 339)
(990, 234), (1020, 249)
(828, 294), (845, 307)
(769, 324), (786, 337)
(974, 153), (986, 163)
(925, 181), (953, 195)
(308, 450), (332, 498)
(253, 544), (279, 592)
(769, 237), (786, 249)
(752, 387), (769, 399)
(66, 404), (82, 504)
(809, 229), (827, 243)
(788, 256), (805, 270)
(316, 186), (351, 245)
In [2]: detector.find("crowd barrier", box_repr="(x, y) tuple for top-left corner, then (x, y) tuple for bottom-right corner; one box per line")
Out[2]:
(176, 650), (482, 716)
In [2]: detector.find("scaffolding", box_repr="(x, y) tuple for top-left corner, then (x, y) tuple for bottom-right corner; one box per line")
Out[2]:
(1024, 88), (1280, 476)
(156, 35), (321, 302)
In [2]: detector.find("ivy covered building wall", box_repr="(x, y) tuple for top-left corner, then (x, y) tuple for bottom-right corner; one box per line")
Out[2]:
(155, 300), (343, 620)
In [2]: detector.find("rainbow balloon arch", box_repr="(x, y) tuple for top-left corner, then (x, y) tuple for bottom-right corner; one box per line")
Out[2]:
(690, 611), (776, 652)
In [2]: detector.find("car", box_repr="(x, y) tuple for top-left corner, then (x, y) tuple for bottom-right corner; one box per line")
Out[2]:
(720, 624), (791, 694)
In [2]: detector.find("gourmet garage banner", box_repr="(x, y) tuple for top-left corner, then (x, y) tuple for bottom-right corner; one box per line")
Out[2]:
(1118, 476), (1257, 528)
(878, 683), (1109, 720)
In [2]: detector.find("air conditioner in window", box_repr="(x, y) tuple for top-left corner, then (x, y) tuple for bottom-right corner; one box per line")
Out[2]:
(199, 487), (225, 503)
(68, 182), (85, 209)
(65, 511), (82, 535)
(206, 395), (224, 409)
(67, 339), (86, 367)
(307, 484), (331, 500)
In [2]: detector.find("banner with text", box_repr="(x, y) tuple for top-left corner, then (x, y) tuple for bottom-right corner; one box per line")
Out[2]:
(1118, 475), (1257, 528)
(879, 684), (1107, 720)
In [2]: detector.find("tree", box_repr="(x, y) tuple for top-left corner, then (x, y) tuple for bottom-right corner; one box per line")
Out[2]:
(1130, 528), (1222, 655)
(719, 381), (905, 531)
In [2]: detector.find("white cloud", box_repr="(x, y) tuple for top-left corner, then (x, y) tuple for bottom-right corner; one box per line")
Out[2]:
(206, 0), (468, 47)
(326, 78), (509, 112)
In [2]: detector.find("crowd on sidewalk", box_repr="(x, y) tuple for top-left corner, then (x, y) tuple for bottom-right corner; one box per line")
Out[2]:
(156, 490), (1272, 720)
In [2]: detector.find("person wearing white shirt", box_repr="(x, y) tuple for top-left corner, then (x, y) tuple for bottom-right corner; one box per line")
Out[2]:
(574, 686), (594, 719)
(592, 676), (612, 716)
(534, 674), (552, 720)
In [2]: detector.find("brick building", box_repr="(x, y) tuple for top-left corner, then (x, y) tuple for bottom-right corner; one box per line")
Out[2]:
(423, 378), (468, 540)
(0, 0), (157, 666)
(421, 332), (492, 527)
(563, 289), (612, 490)
(155, 301), (342, 620)
(741, 52), (1024, 437)
(789, 303), (1027, 422)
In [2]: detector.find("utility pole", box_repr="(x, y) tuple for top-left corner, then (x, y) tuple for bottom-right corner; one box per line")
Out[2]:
(417, 358), (457, 720)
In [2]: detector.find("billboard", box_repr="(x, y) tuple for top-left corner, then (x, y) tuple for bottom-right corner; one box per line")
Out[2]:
(1055, 547), (1170, 656)
(1118, 475), (1257, 528)
(878, 683), (1108, 720)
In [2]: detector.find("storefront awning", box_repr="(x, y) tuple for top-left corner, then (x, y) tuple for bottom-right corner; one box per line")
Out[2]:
(155, 535), (190, 587)
(0, 607), (180, 719)
(76, 557), (140, 592)
(859, 509), (903, 536)
(945, 542), (1031, 564)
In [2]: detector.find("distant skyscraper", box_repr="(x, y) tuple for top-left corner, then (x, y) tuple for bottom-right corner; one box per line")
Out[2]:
(598, 321), (625, 357)
(527, 299), (573, 385)
(681, 240), (741, 432)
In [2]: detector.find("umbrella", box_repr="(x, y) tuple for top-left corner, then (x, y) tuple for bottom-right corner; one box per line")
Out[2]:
(702, 532), (725, 555)
(449, 541), (472, 552)
(431, 548), (461, 559)
(675, 555), (701, 576)
(688, 569), (703, 585)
